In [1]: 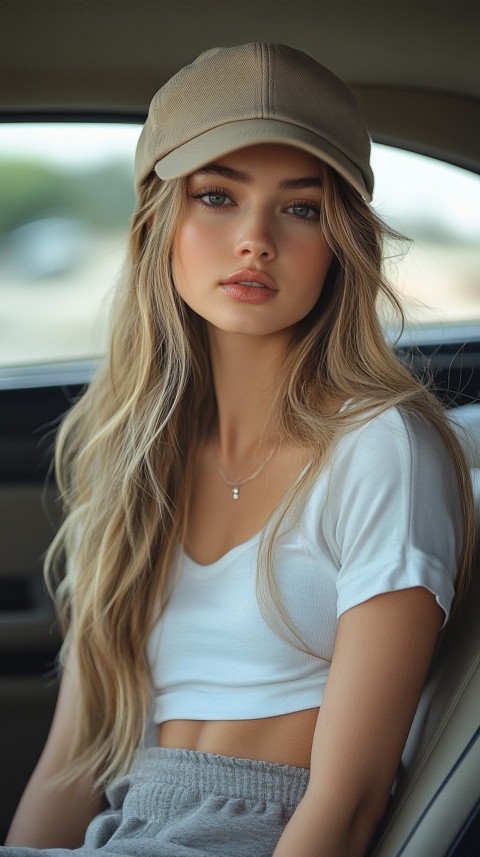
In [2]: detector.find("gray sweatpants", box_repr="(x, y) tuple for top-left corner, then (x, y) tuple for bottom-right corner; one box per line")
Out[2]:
(2, 747), (310, 856)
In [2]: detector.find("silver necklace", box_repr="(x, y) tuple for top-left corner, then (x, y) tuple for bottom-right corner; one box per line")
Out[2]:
(216, 445), (278, 500)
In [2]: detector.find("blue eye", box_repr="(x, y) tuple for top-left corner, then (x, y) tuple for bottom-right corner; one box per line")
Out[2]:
(289, 202), (320, 221)
(191, 189), (234, 208)
(205, 192), (228, 206)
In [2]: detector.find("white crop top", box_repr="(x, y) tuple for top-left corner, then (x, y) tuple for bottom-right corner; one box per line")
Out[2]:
(147, 407), (461, 724)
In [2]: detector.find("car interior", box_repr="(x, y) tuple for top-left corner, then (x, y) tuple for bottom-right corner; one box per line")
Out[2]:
(0, 1), (479, 853)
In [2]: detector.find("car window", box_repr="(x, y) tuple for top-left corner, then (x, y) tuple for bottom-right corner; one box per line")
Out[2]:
(371, 145), (480, 344)
(0, 124), (479, 371)
(0, 123), (140, 370)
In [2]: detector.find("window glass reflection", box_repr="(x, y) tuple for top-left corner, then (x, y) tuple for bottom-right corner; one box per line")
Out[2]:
(0, 125), (479, 368)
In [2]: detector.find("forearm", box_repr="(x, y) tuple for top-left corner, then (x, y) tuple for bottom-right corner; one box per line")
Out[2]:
(273, 788), (379, 857)
(5, 763), (105, 847)
(5, 646), (106, 848)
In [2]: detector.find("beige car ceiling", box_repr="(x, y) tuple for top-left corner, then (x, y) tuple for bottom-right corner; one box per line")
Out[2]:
(0, 0), (479, 171)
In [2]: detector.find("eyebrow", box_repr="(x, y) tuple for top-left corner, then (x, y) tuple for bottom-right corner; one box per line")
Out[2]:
(195, 164), (323, 190)
(279, 176), (323, 190)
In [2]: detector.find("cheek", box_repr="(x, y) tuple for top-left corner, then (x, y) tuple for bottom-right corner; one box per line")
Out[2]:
(172, 218), (224, 308)
(318, 246), (335, 285)
(172, 222), (196, 278)
(174, 218), (221, 273)
(296, 238), (334, 295)
(172, 222), (202, 298)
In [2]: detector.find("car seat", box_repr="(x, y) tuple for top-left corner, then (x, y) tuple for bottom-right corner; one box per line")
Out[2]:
(370, 407), (480, 855)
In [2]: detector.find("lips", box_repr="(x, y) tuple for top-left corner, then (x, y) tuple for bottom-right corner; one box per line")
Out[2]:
(221, 269), (277, 291)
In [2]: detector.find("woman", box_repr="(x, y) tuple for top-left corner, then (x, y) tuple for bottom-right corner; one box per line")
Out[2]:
(4, 43), (474, 857)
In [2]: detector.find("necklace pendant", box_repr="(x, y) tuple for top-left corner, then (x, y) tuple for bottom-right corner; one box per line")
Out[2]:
(216, 443), (279, 501)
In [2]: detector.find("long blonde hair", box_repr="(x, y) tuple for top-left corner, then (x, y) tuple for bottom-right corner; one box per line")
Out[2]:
(45, 163), (475, 789)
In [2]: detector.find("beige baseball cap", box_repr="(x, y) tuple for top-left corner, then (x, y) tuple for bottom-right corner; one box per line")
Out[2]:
(135, 43), (374, 201)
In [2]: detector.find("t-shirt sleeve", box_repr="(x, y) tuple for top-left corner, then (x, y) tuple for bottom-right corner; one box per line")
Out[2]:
(323, 408), (462, 627)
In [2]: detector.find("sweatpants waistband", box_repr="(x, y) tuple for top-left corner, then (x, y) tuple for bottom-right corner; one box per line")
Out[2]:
(124, 746), (310, 812)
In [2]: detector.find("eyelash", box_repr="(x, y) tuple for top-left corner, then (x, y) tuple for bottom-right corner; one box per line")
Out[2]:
(190, 188), (321, 222)
(289, 200), (321, 222)
(190, 188), (234, 211)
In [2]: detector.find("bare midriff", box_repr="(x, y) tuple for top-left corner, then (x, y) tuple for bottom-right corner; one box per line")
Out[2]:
(157, 707), (319, 769)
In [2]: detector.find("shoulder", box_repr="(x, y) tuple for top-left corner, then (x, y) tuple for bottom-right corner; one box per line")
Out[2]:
(335, 404), (446, 462)
(304, 404), (459, 519)
(328, 404), (456, 496)
(318, 403), (462, 565)
(320, 404), (461, 624)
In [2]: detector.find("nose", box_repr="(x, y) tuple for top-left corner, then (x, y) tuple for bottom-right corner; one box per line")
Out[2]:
(234, 210), (277, 262)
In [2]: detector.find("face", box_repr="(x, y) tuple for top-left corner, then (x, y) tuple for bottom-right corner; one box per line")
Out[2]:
(172, 143), (334, 340)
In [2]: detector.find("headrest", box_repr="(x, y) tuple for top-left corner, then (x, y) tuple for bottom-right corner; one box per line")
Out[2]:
(448, 403), (480, 467)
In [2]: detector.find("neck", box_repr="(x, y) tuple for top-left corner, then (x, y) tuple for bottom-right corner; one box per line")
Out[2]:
(208, 327), (290, 464)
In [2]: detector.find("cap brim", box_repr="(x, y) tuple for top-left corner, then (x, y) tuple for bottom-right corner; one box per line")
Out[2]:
(154, 119), (372, 201)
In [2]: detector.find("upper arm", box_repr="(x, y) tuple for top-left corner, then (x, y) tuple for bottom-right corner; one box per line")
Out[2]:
(308, 586), (443, 821)
(309, 410), (463, 812)
(39, 646), (83, 765)
(287, 410), (460, 851)
(327, 410), (460, 627)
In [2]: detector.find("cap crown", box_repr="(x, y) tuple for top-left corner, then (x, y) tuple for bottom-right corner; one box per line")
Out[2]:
(135, 43), (373, 198)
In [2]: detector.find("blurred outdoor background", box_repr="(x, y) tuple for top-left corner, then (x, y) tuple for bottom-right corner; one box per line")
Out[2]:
(0, 123), (479, 367)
